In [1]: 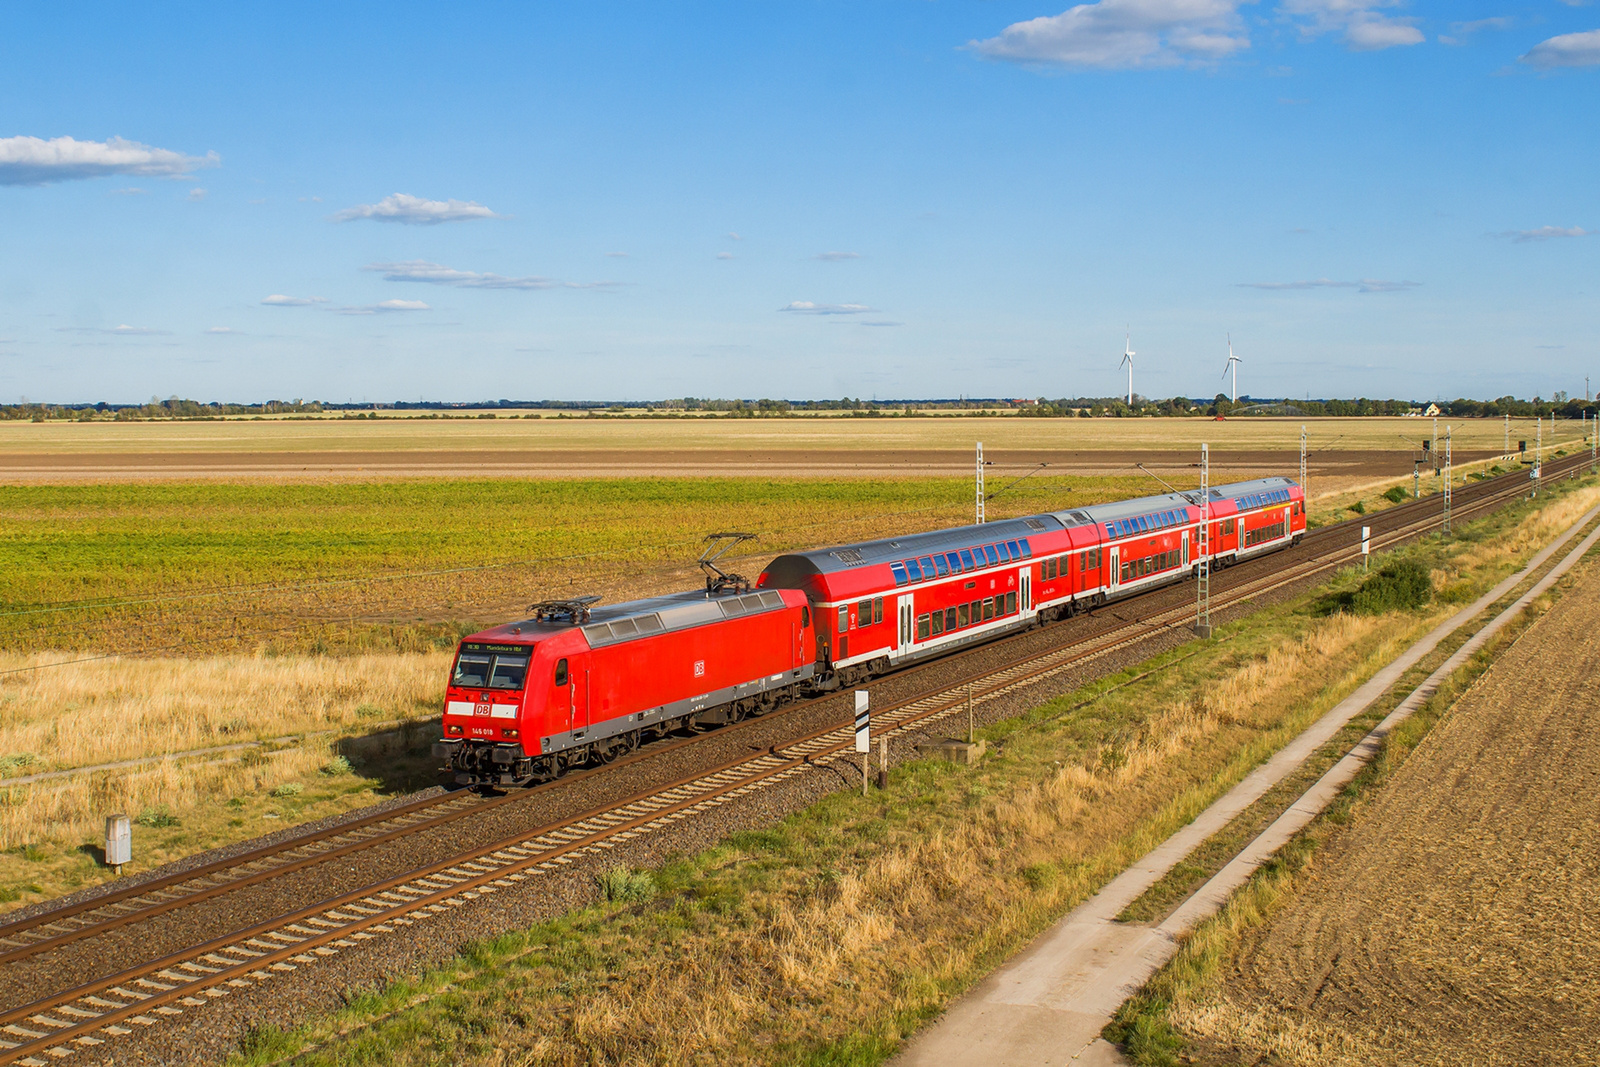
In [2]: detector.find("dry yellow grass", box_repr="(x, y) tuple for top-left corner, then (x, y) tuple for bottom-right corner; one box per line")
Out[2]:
(0, 650), (448, 773)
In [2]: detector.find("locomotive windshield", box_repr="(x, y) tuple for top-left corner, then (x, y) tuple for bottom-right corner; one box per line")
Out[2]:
(451, 644), (531, 690)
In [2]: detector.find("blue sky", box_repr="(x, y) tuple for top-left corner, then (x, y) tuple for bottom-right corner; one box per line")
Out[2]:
(2, 1), (1597, 404)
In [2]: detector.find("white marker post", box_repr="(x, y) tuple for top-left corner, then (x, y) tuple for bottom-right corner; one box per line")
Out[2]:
(854, 690), (870, 796)
(1361, 525), (1371, 571)
(105, 813), (131, 876)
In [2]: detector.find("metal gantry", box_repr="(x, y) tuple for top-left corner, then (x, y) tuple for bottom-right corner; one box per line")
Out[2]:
(1196, 442), (1211, 638)
(1299, 424), (1308, 500)
(975, 441), (985, 525)
(1443, 427), (1453, 535)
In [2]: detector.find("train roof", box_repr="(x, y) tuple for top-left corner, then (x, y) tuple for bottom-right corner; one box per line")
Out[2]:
(473, 588), (793, 650)
(764, 514), (1065, 578)
(763, 477), (1301, 580)
(1057, 476), (1298, 527)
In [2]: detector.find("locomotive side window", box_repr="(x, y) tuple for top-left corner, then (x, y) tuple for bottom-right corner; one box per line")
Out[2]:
(554, 658), (569, 687)
(488, 653), (530, 690)
(453, 652), (493, 688)
(873, 597), (884, 624)
(801, 606), (810, 627)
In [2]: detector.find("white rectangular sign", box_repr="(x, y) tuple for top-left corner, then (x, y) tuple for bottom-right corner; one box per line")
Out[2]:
(854, 690), (870, 753)
(1361, 526), (1370, 555)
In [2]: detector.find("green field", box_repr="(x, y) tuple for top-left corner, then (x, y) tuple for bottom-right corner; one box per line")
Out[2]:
(0, 475), (1166, 654)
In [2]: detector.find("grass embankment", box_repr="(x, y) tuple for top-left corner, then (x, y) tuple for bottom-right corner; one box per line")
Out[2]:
(0, 476), (1165, 656)
(0, 653), (446, 908)
(225, 475), (1599, 1067)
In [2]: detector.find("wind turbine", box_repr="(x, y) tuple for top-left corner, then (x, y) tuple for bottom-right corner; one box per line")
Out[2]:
(1120, 329), (1135, 406)
(1222, 335), (1242, 405)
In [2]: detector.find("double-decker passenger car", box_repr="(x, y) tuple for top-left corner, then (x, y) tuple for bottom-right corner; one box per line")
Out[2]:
(756, 476), (1303, 683)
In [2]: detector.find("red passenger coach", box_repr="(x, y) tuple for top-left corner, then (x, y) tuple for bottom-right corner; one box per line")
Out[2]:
(433, 588), (815, 786)
(434, 476), (1304, 789)
(756, 476), (1304, 681)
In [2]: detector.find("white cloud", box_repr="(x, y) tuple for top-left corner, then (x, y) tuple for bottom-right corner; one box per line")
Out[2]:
(1500, 225), (1593, 242)
(187, 187), (207, 202)
(727, 231), (743, 240)
(333, 299), (431, 315)
(716, 252), (735, 260)
(1280, 0), (1424, 51)
(364, 260), (619, 291)
(1238, 277), (1420, 292)
(261, 294), (329, 306)
(1521, 29), (1600, 68)
(860, 320), (904, 327)
(815, 251), (862, 261)
(205, 326), (237, 334)
(54, 324), (172, 335)
(1449, 16), (1512, 34)
(111, 187), (146, 196)
(0, 135), (219, 186)
(330, 193), (502, 225)
(970, 0), (1251, 70)
(780, 301), (875, 314)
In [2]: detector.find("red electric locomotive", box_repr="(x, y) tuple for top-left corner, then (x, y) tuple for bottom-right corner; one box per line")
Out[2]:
(433, 585), (816, 786)
(435, 477), (1304, 787)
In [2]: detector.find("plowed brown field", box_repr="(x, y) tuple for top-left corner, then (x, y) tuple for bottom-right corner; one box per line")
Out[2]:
(1179, 559), (1600, 1066)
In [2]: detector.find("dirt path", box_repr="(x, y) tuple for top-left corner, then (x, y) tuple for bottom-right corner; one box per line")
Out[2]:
(1190, 558), (1600, 1066)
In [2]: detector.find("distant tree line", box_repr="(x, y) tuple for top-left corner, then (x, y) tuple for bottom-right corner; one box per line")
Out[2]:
(4, 392), (1596, 422)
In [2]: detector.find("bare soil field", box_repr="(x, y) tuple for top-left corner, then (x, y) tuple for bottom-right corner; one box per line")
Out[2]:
(1175, 558), (1600, 1067)
(0, 445), (1491, 485)
(0, 413), (1547, 458)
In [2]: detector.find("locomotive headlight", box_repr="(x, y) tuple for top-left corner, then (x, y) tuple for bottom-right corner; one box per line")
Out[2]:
(502, 728), (519, 739)
(446, 724), (463, 736)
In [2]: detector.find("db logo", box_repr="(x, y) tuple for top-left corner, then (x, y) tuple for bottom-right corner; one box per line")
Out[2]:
(693, 660), (706, 677)
(474, 702), (490, 717)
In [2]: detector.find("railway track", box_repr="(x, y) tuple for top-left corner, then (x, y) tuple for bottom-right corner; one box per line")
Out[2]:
(0, 454), (1583, 1066)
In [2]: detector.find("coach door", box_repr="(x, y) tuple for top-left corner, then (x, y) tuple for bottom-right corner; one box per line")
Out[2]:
(1108, 546), (1121, 591)
(1020, 571), (1031, 612)
(897, 595), (914, 651)
(1181, 530), (1190, 568)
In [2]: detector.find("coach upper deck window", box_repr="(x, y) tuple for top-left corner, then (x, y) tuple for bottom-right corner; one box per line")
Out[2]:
(946, 552), (963, 573)
(919, 556), (937, 578)
(891, 562), (909, 586)
(959, 549), (976, 570)
(983, 544), (999, 566)
(932, 555), (949, 578)
(904, 558), (923, 581)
